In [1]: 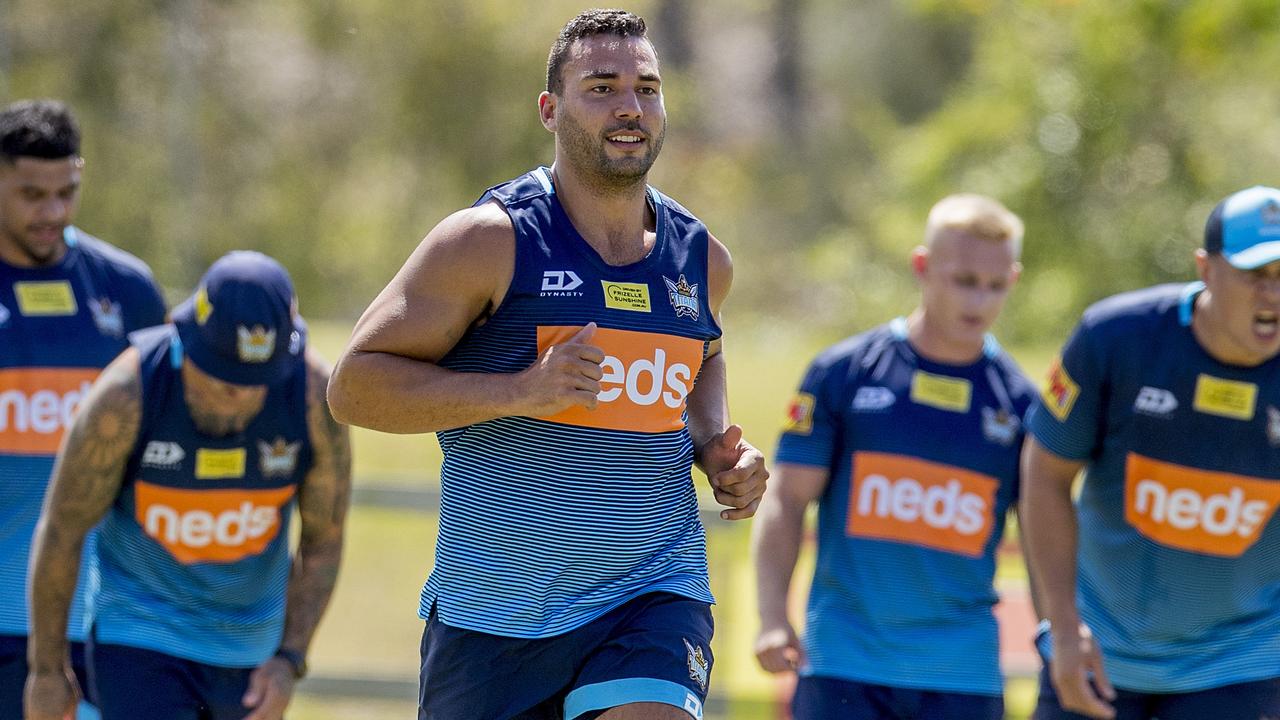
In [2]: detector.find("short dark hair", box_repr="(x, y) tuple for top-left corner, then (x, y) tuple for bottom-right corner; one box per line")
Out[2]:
(0, 99), (81, 163)
(546, 9), (650, 94)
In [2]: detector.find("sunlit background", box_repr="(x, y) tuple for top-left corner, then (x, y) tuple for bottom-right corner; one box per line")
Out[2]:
(4, 1), (1279, 717)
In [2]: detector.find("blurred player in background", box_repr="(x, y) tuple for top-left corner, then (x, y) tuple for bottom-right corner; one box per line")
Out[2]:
(0, 98), (166, 719)
(1022, 185), (1280, 720)
(327, 8), (768, 720)
(753, 194), (1034, 720)
(25, 252), (350, 720)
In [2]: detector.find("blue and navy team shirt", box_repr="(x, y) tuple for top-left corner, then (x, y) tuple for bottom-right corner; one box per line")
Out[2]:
(89, 325), (312, 667)
(776, 318), (1034, 697)
(0, 227), (165, 640)
(1027, 283), (1280, 693)
(420, 167), (722, 638)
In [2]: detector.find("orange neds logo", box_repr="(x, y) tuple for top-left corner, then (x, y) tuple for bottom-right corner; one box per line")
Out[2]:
(0, 368), (99, 455)
(847, 452), (999, 558)
(1124, 453), (1280, 557)
(537, 326), (705, 433)
(134, 481), (296, 564)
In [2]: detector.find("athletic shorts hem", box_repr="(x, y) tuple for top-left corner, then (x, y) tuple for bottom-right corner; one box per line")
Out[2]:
(564, 678), (704, 720)
(800, 669), (1003, 698)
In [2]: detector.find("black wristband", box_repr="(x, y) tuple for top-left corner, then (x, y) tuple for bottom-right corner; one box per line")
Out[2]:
(274, 647), (307, 679)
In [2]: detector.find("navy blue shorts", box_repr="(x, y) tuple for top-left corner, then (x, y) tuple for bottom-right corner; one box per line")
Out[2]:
(86, 639), (256, 720)
(419, 591), (714, 720)
(1034, 665), (1280, 720)
(792, 675), (1004, 720)
(0, 634), (95, 718)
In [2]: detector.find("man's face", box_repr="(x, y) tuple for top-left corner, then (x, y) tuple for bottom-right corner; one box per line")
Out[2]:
(0, 156), (82, 267)
(541, 35), (666, 188)
(1198, 251), (1280, 365)
(181, 361), (268, 438)
(916, 227), (1020, 351)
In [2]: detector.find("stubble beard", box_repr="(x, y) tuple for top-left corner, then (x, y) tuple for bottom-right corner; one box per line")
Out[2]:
(557, 111), (665, 194)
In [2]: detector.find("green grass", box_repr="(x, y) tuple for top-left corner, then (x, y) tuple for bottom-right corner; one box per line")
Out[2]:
(293, 320), (1054, 719)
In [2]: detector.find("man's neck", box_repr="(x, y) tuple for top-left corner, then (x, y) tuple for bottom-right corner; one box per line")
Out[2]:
(1190, 289), (1265, 367)
(550, 163), (654, 266)
(0, 235), (67, 269)
(905, 309), (985, 365)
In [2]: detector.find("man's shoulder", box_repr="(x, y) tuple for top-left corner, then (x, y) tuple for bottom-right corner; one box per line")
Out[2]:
(808, 323), (896, 376)
(71, 228), (160, 288)
(1078, 283), (1187, 341)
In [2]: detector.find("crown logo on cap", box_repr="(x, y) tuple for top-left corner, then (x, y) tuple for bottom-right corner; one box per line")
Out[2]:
(1262, 199), (1280, 226)
(195, 287), (214, 326)
(237, 325), (276, 363)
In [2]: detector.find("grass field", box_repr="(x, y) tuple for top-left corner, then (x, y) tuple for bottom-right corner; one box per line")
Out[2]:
(293, 320), (1056, 719)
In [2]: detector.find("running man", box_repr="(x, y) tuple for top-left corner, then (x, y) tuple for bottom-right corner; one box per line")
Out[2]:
(1022, 185), (1280, 720)
(327, 9), (767, 720)
(25, 252), (351, 720)
(753, 194), (1034, 720)
(0, 98), (166, 718)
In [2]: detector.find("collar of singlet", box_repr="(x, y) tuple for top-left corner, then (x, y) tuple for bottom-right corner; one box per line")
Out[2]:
(1179, 281), (1206, 327)
(889, 316), (1001, 360)
(535, 166), (663, 212)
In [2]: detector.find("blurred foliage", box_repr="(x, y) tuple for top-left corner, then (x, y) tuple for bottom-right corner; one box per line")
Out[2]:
(2, 0), (1278, 346)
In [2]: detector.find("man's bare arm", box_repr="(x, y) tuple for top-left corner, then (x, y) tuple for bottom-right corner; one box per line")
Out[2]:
(1020, 436), (1116, 719)
(327, 203), (604, 433)
(685, 232), (768, 520)
(281, 353), (352, 656)
(26, 350), (141, 718)
(753, 463), (828, 673)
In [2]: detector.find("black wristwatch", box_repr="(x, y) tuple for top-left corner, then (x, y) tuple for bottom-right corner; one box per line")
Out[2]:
(274, 647), (308, 679)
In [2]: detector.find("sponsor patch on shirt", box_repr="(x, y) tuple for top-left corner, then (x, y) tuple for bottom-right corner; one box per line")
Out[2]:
(0, 367), (98, 455)
(909, 371), (971, 413)
(194, 448), (247, 480)
(1124, 453), (1280, 557)
(852, 386), (895, 412)
(783, 392), (815, 434)
(134, 481), (296, 564)
(1040, 357), (1079, 422)
(1133, 386), (1178, 418)
(1192, 374), (1257, 421)
(536, 325), (704, 433)
(601, 281), (652, 312)
(847, 451), (998, 557)
(141, 441), (186, 470)
(14, 281), (77, 316)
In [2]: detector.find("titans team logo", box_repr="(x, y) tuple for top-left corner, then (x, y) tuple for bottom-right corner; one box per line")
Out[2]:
(1267, 406), (1280, 447)
(663, 274), (700, 320)
(237, 325), (276, 363)
(1262, 199), (1280, 226)
(981, 407), (1020, 446)
(89, 297), (124, 337)
(683, 637), (709, 692)
(259, 437), (302, 477)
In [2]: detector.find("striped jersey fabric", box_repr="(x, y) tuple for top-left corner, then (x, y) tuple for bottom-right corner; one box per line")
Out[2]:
(88, 325), (312, 666)
(419, 167), (721, 638)
(0, 227), (165, 639)
(775, 319), (1034, 696)
(1027, 283), (1280, 692)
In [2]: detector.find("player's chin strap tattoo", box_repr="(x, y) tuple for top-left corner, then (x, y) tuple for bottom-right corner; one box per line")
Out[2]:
(26, 352), (142, 702)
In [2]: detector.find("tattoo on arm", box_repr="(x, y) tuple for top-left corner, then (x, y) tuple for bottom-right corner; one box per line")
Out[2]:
(280, 357), (353, 654)
(29, 351), (142, 671)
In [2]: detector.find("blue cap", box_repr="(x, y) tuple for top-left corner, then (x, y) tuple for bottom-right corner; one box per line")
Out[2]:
(1204, 185), (1280, 270)
(171, 251), (306, 386)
